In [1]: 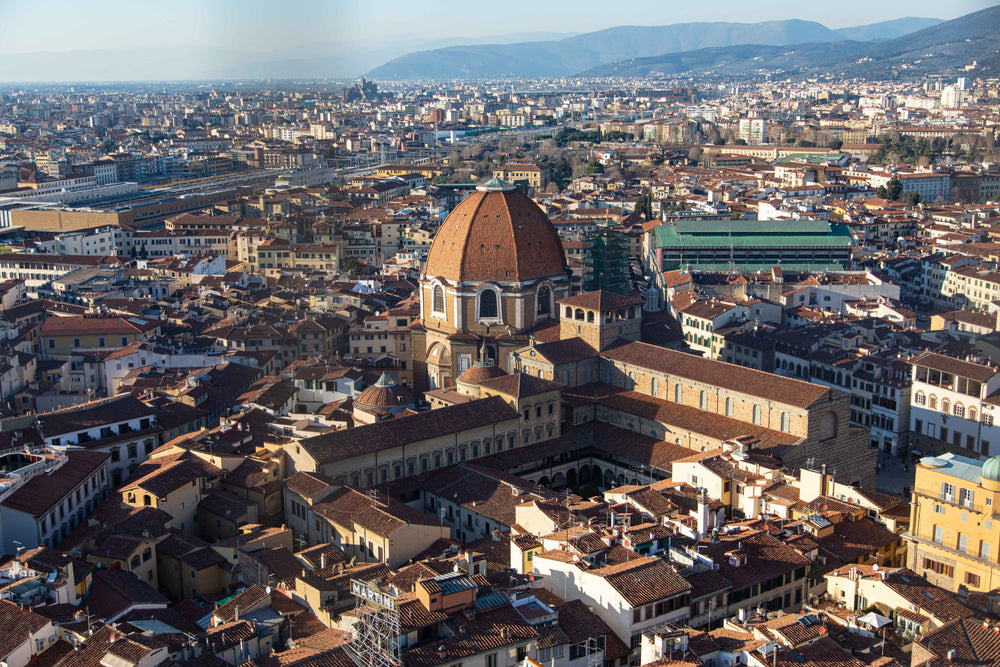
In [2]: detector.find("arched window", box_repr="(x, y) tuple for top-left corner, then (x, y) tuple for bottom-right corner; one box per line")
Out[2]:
(564, 306), (572, 318)
(537, 286), (551, 315)
(432, 285), (445, 314)
(699, 390), (708, 410)
(651, 377), (659, 397)
(587, 311), (595, 323)
(725, 397), (734, 417)
(628, 371), (636, 390)
(752, 405), (761, 425)
(143, 494), (151, 506)
(942, 398), (951, 414)
(929, 395), (937, 410)
(780, 412), (790, 433)
(955, 403), (964, 418)
(478, 289), (498, 319)
(970, 407), (978, 422)
(674, 384), (683, 403)
(915, 391), (926, 406)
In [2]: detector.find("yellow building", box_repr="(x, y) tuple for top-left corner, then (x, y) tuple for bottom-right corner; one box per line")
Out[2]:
(39, 315), (161, 357)
(906, 452), (1000, 593)
(492, 163), (547, 189)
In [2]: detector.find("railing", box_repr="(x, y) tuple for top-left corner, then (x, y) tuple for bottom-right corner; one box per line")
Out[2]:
(0, 449), (67, 503)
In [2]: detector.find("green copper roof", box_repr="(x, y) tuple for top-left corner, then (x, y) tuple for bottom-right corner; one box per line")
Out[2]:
(673, 220), (834, 235)
(676, 262), (848, 273)
(655, 222), (857, 250)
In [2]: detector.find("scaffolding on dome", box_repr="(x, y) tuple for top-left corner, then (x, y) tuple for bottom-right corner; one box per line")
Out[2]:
(344, 579), (401, 667)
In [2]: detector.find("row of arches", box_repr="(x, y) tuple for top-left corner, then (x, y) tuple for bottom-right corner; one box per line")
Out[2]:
(623, 370), (794, 433)
(338, 433), (520, 487)
(536, 464), (647, 490)
(915, 391), (984, 422)
(429, 283), (555, 322)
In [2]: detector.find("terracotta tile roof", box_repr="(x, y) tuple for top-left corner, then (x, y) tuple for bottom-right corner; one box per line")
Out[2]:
(249, 645), (356, 667)
(557, 291), (644, 311)
(476, 372), (564, 398)
(206, 619), (256, 652)
(697, 529), (811, 593)
(285, 471), (336, 499)
(817, 518), (900, 567)
(83, 569), (169, 621)
(295, 544), (348, 572)
(38, 394), (156, 439)
(601, 341), (830, 409)
(213, 585), (270, 624)
(314, 486), (438, 537)
(881, 568), (973, 624)
(298, 396), (518, 464)
(0, 600), (51, 660)
(525, 337), (598, 365)
(422, 187), (566, 283)
(0, 449), (109, 517)
(403, 603), (540, 667)
(122, 451), (222, 498)
(594, 557), (691, 606)
(910, 351), (998, 383)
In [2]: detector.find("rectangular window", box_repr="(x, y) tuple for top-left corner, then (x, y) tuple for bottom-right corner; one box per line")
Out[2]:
(958, 533), (968, 552)
(981, 541), (991, 559)
(933, 525), (943, 543)
(960, 488), (974, 508)
(923, 558), (954, 577)
(941, 483), (955, 503)
(966, 572), (981, 587)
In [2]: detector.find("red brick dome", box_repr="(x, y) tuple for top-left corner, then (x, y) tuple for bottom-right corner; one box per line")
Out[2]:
(423, 179), (566, 284)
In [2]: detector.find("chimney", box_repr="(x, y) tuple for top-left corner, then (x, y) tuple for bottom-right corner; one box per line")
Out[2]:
(947, 649), (957, 661)
(233, 604), (239, 621)
(320, 552), (327, 570)
(697, 487), (710, 539)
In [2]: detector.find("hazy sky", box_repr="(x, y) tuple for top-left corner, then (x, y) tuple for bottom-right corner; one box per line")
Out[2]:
(1, 0), (995, 54)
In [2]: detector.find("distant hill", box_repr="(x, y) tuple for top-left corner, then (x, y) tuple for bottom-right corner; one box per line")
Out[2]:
(575, 6), (999, 80)
(367, 19), (846, 80)
(834, 17), (942, 42)
(366, 16), (946, 80)
(577, 41), (867, 79)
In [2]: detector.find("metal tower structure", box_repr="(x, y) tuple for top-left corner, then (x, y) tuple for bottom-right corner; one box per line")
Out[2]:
(344, 579), (401, 667)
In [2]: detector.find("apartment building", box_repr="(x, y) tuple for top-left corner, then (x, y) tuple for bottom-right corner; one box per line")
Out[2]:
(906, 452), (1000, 593)
(909, 352), (1000, 457)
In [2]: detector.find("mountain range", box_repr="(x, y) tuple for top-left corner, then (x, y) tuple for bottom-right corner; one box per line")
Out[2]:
(365, 16), (944, 80)
(577, 6), (1000, 80)
(0, 30), (579, 83)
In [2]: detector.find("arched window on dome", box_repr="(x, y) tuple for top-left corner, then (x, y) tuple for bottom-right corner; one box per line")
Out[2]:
(478, 289), (499, 320)
(537, 286), (551, 315)
(432, 285), (445, 315)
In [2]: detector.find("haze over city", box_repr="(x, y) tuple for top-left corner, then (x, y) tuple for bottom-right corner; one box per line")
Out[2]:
(0, 3), (999, 667)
